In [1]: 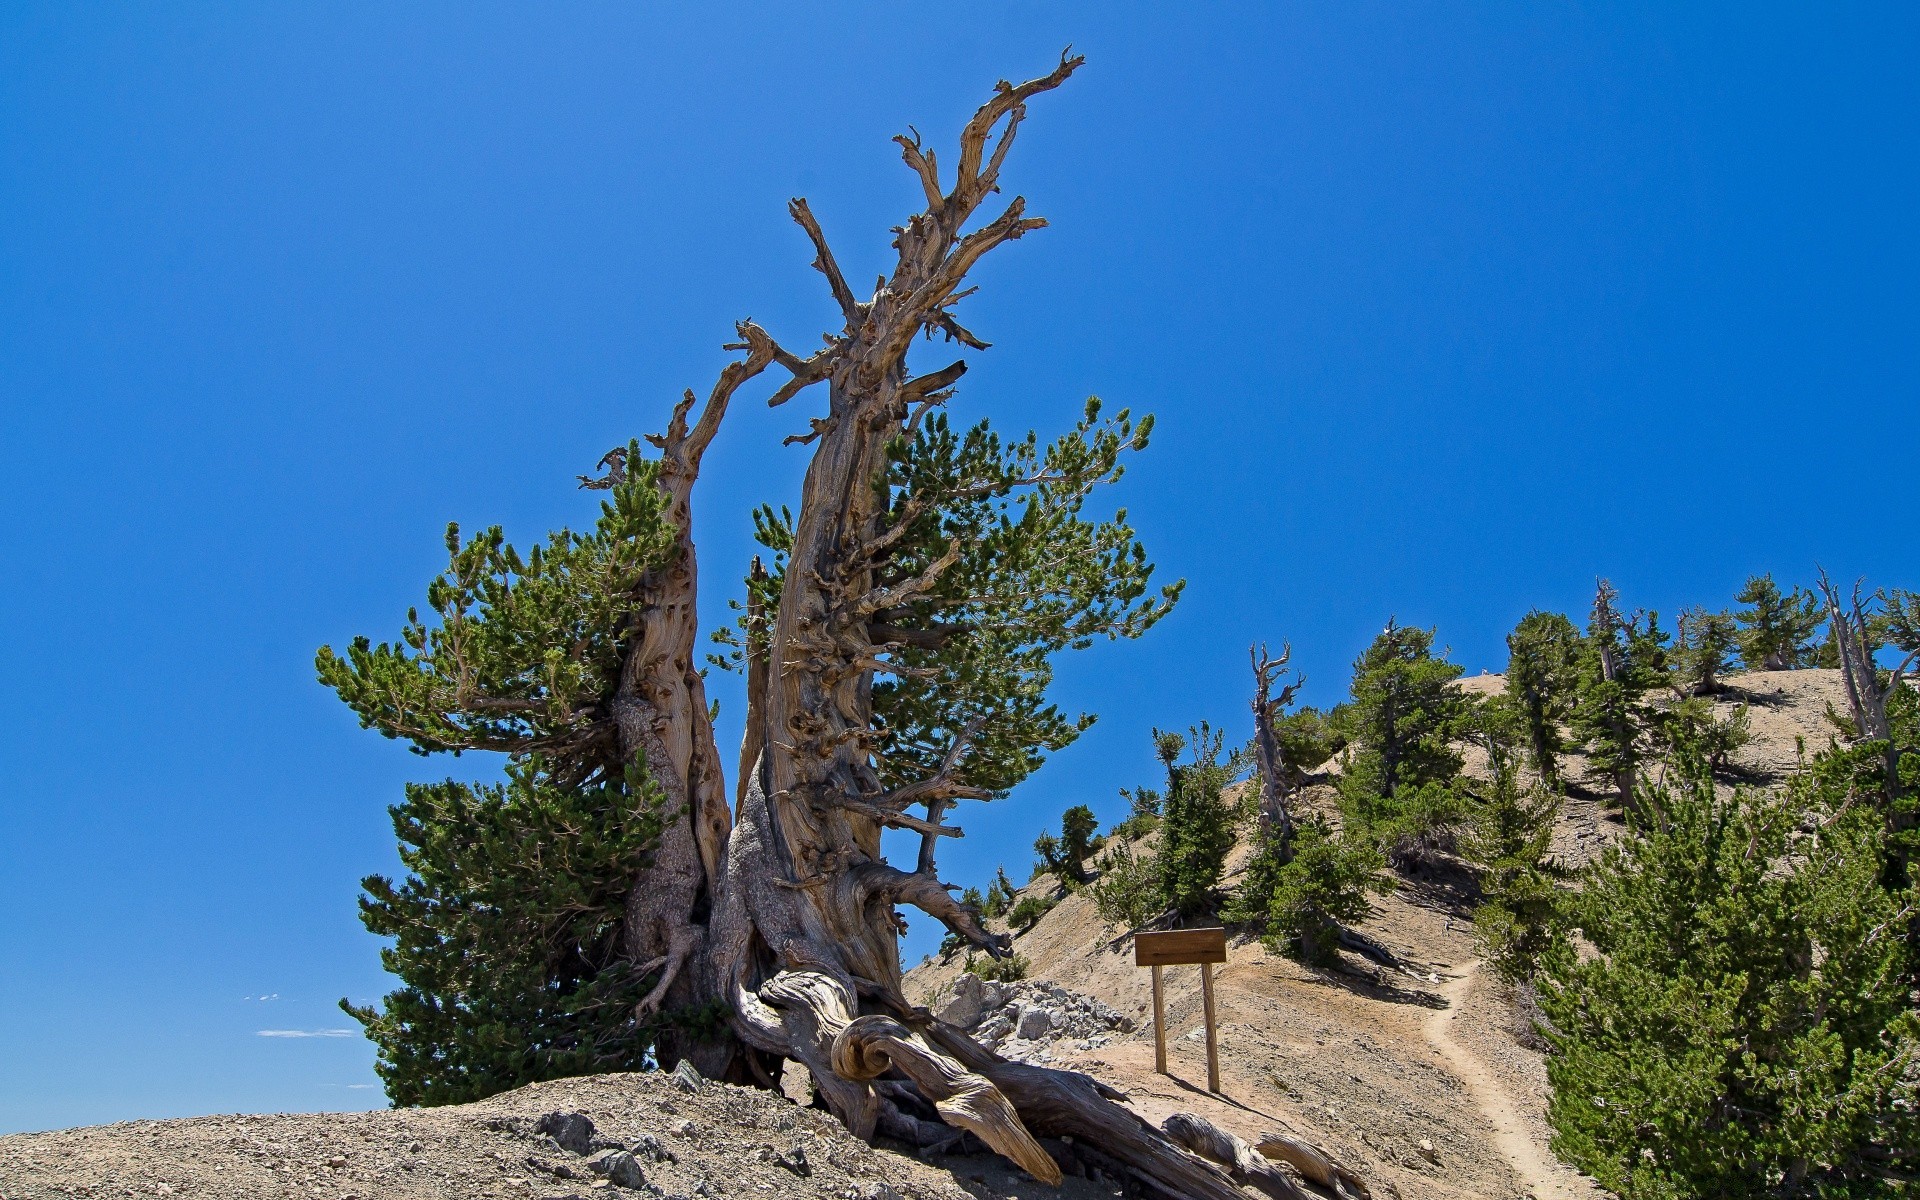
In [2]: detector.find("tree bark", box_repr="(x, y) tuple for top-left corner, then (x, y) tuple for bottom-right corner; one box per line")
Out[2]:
(622, 55), (1369, 1198)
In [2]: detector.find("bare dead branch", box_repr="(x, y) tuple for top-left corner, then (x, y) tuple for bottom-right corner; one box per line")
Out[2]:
(789, 198), (863, 327)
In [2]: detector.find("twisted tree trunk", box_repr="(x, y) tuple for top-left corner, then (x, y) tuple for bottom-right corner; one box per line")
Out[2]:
(611, 54), (1366, 1198)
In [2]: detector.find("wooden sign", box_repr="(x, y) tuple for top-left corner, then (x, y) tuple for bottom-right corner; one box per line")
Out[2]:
(1133, 927), (1228, 966)
(1134, 927), (1226, 1093)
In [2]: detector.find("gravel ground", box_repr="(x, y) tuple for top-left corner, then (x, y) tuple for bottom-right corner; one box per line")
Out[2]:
(0, 1071), (1127, 1200)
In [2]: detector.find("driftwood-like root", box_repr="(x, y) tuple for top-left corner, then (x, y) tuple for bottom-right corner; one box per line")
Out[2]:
(1257, 1129), (1374, 1200)
(835, 1015), (1060, 1185)
(1163, 1111), (1313, 1200)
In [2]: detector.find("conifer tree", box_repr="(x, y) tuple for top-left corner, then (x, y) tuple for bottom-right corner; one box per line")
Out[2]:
(1154, 726), (1241, 916)
(1671, 605), (1738, 696)
(1537, 749), (1918, 1198)
(1570, 579), (1667, 812)
(341, 757), (675, 1104)
(1256, 817), (1387, 967)
(1458, 744), (1560, 983)
(1733, 573), (1823, 670)
(1034, 804), (1099, 884)
(318, 55), (1365, 1196)
(1500, 610), (1581, 790)
(983, 866), (1017, 919)
(1336, 620), (1472, 869)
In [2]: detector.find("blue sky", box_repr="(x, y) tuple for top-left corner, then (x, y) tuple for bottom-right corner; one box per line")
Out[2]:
(2, 4), (1913, 1132)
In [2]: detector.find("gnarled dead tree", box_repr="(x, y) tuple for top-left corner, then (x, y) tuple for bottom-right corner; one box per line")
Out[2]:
(325, 53), (1367, 1199)
(1251, 642), (1306, 862)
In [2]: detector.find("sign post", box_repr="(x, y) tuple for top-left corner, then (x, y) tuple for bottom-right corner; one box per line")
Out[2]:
(1133, 927), (1228, 1093)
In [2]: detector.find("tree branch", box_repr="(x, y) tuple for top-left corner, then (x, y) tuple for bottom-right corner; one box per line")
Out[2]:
(789, 199), (863, 328)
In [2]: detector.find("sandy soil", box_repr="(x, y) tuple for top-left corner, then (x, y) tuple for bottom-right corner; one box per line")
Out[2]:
(909, 669), (1846, 1200)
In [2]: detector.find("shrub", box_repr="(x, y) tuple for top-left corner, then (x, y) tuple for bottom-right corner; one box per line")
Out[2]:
(1007, 893), (1055, 934)
(964, 952), (1030, 983)
(1089, 838), (1163, 928)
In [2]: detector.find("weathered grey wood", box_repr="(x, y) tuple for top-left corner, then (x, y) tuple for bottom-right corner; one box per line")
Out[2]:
(1163, 1112), (1312, 1200)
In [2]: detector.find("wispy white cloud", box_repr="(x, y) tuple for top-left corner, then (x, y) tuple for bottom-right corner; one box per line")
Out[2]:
(256, 1029), (355, 1038)
(346, 1083), (379, 1089)
(242, 993), (283, 1002)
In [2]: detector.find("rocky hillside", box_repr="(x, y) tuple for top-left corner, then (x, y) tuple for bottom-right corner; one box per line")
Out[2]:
(0, 671), (1848, 1200)
(906, 669), (1851, 1200)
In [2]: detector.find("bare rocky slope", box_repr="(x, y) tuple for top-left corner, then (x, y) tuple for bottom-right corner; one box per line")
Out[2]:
(0, 671), (1848, 1200)
(906, 668), (1849, 1200)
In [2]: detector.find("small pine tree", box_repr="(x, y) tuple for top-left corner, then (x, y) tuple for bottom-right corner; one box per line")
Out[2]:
(1033, 804), (1099, 885)
(940, 887), (988, 957)
(1006, 893), (1055, 934)
(1110, 785), (1163, 839)
(1651, 695), (1752, 777)
(1501, 610), (1581, 791)
(1671, 606), (1739, 695)
(1154, 725), (1242, 916)
(1733, 573), (1823, 671)
(1088, 838), (1164, 929)
(1536, 748), (1919, 1197)
(1336, 620), (1472, 869)
(1570, 580), (1668, 812)
(983, 866), (1016, 918)
(1458, 746), (1561, 982)
(1261, 817), (1388, 966)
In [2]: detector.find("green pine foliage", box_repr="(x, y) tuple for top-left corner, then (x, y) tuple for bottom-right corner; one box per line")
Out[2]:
(1336, 621), (1473, 869)
(1259, 816), (1388, 967)
(1089, 837), (1165, 929)
(1109, 785), (1163, 840)
(717, 401), (1182, 800)
(1733, 574), (1824, 671)
(1006, 893), (1056, 934)
(317, 445), (677, 767)
(1652, 695), (1753, 777)
(340, 755), (678, 1106)
(1459, 746), (1562, 983)
(317, 450), (696, 1102)
(1537, 748), (1919, 1198)
(1570, 582), (1669, 810)
(1500, 610), (1582, 791)
(1154, 725), (1244, 916)
(964, 952), (1031, 982)
(983, 867), (1017, 919)
(1034, 804), (1099, 885)
(1671, 606), (1739, 696)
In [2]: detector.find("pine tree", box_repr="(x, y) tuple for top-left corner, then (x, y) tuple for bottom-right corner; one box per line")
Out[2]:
(1154, 725), (1242, 916)
(1258, 817), (1388, 966)
(1733, 574), (1823, 671)
(339, 756), (676, 1105)
(1110, 785), (1162, 839)
(1336, 620), (1472, 869)
(982, 867), (1016, 919)
(1671, 606), (1739, 696)
(1034, 804), (1099, 885)
(1458, 745), (1561, 983)
(1536, 748), (1919, 1198)
(1570, 579), (1667, 812)
(1501, 610), (1581, 791)
(1089, 838), (1164, 929)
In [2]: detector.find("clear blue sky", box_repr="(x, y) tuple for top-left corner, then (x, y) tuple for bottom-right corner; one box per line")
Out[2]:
(2, 4), (1912, 1133)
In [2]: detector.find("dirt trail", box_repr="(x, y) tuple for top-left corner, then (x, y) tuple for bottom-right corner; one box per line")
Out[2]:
(1426, 963), (1595, 1200)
